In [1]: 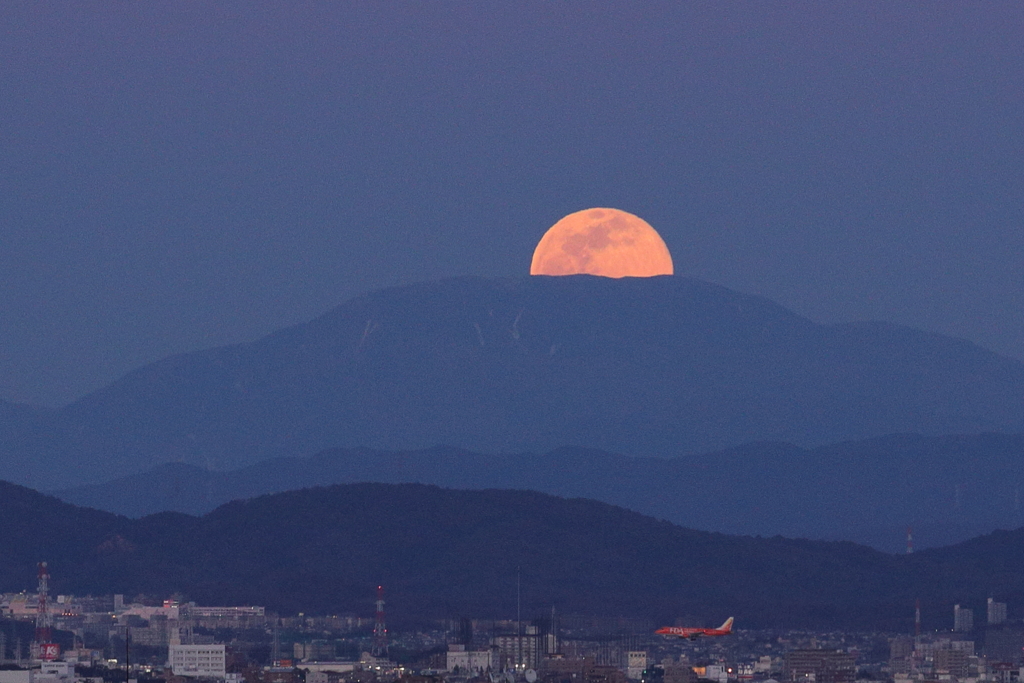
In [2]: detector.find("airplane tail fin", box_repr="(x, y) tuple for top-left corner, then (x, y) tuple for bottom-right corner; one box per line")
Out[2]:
(719, 617), (734, 633)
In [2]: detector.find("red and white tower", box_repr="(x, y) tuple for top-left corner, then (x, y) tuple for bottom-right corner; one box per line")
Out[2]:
(34, 562), (58, 661)
(372, 585), (388, 657)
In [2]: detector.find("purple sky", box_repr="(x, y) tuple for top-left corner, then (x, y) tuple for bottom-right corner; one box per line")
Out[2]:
(1, 2), (1023, 406)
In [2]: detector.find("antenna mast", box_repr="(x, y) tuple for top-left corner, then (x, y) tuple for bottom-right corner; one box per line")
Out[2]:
(34, 562), (55, 660)
(373, 585), (388, 657)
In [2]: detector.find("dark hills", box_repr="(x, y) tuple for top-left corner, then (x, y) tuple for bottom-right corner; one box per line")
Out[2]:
(5, 479), (1024, 632)
(8, 275), (1024, 489)
(0, 481), (127, 592)
(57, 433), (1024, 554)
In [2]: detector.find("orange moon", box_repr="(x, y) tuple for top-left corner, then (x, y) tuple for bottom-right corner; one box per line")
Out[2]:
(530, 208), (674, 278)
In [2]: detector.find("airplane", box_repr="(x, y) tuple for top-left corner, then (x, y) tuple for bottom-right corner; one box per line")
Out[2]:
(655, 617), (734, 640)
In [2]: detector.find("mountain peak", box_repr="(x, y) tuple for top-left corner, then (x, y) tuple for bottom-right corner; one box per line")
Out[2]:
(6, 275), (1024, 488)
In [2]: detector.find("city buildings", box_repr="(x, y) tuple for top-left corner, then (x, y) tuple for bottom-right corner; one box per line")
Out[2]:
(168, 643), (227, 678)
(989, 600), (1009, 626)
(783, 650), (856, 683)
(955, 605), (975, 633)
(445, 644), (493, 675)
(626, 651), (647, 680)
(492, 626), (547, 671)
(11, 581), (1024, 683)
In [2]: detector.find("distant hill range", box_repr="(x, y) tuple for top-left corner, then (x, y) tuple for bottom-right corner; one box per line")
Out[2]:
(55, 433), (1024, 554)
(7, 275), (1024, 490)
(6, 479), (1024, 632)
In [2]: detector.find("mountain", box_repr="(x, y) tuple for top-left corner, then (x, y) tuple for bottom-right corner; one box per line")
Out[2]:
(9, 275), (1024, 489)
(4, 479), (1020, 631)
(55, 433), (1024, 553)
(0, 481), (128, 591)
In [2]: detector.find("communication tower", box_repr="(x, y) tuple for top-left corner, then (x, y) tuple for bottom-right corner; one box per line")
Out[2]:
(906, 527), (913, 554)
(372, 585), (388, 657)
(34, 562), (58, 660)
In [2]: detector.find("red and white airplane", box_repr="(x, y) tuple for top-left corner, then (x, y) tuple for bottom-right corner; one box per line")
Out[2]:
(655, 617), (734, 640)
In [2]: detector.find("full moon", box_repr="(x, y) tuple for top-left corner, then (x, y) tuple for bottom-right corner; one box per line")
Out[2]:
(530, 208), (674, 278)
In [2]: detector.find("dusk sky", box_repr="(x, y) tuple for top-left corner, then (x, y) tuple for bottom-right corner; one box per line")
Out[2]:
(2, 2), (1023, 407)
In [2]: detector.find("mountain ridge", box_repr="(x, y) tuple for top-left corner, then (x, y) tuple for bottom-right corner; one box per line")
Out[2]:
(7, 478), (1022, 631)
(55, 433), (1024, 553)
(8, 275), (1024, 488)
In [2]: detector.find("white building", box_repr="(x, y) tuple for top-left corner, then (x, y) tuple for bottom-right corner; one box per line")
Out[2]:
(627, 652), (648, 680)
(447, 644), (494, 675)
(989, 598), (1008, 625)
(704, 665), (729, 683)
(0, 664), (76, 683)
(121, 604), (179, 621)
(0, 671), (34, 683)
(35, 661), (76, 683)
(191, 606), (264, 619)
(168, 644), (227, 678)
(954, 605), (974, 633)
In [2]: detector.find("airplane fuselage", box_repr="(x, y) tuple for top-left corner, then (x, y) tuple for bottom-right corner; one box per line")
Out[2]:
(655, 617), (734, 640)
